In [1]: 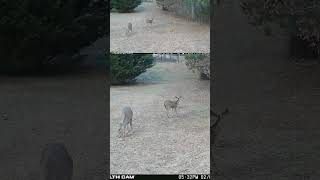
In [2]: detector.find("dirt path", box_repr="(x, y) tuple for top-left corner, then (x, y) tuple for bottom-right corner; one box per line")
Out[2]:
(110, 61), (210, 174)
(110, 1), (210, 53)
(213, 0), (320, 179)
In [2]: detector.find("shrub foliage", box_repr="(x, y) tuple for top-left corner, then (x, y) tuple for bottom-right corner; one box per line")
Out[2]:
(111, 0), (142, 12)
(110, 54), (154, 84)
(0, 0), (107, 73)
(156, 0), (210, 23)
(185, 54), (210, 80)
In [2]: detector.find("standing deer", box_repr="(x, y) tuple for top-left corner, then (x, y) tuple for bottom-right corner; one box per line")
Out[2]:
(40, 143), (73, 180)
(164, 96), (182, 118)
(146, 17), (153, 26)
(118, 106), (133, 138)
(126, 22), (133, 36)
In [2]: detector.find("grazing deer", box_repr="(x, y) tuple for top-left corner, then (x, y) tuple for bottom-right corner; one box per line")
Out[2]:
(118, 106), (133, 138)
(40, 143), (73, 180)
(164, 96), (182, 118)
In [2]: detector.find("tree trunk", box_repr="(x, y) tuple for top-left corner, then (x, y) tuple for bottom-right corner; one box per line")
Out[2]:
(177, 53), (180, 63)
(191, 1), (195, 20)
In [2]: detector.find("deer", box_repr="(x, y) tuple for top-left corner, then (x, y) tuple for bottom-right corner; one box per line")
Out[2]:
(164, 96), (182, 118)
(146, 17), (153, 26)
(40, 143), (73, 180)
(126, 22), (133, 36)
(211, 108), (229, 176)
(118, 106), (133, 138)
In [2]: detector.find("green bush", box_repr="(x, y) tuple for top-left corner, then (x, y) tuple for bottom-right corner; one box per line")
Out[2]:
(185, 54), (210, 80)
(0, 0), (107, 74)
(110, 54), (154, 84)
(111, 0), (141, 12)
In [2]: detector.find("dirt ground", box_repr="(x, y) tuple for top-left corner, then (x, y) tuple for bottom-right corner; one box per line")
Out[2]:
(213, 0), (320, 179)
(0, 39), (108, 180)
(110, 1), (210, 53)
(110, 60), (210, 174)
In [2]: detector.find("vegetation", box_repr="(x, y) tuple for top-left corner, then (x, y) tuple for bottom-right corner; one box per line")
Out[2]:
(185, 54), (210, 80)
(111, 0), (142, 12)
(240, 0), (320, 59)
(110, 54), (154, 84)
(156, 0), (210, 23)
(0, 0), (108, 74)
(156, 0), (175, 11)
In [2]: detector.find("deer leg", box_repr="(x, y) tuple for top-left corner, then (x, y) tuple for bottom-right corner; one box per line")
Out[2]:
(130, 119), (133, 131)
(121, 127), (124, 138)
(125, 124), (130, 136)
(167, 110), (170, 118)
(119, 128), (123, 138)
(128, 120), (133, 133)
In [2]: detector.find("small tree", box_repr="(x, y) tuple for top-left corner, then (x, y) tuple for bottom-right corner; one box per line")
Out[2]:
(110, 54), (154, 84)
(185, 54), (210, 80)
(111, 0), (142, 12)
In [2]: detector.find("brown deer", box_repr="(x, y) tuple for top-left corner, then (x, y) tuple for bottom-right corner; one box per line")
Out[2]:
(146, 18), (153, 26)
(40, 143), (73, 180)
(164, 96), (182, 118)
(126, 22), (133, 36)
(118, 106), (133, 138)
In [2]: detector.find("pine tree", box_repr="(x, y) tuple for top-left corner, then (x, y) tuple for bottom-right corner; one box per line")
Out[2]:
(110, 54), (154, 84)
(111, 0), (142, 13)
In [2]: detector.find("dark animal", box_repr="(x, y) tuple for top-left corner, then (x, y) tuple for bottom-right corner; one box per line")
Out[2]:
(40, 143), (73, 180)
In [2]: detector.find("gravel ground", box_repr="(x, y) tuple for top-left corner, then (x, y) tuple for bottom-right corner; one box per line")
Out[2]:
(110, 60), (210, 174)
(110, 2), (210, 53)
